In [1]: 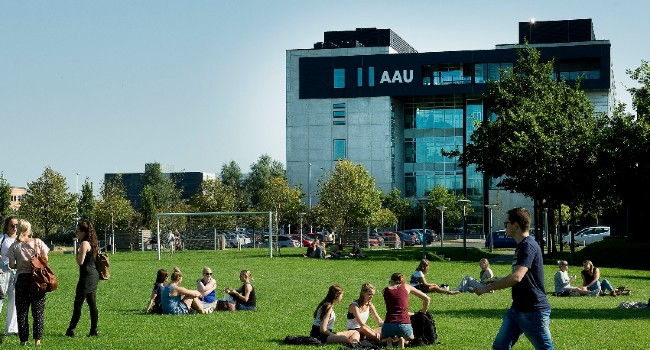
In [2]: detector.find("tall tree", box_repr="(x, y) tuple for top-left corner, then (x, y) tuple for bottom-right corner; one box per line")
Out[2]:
(220, 160), (247, 211)
(190, 178), (237, 229)
(0, 173), (12, 218)
(318, 160), (382, 230)
(140, 185), (156, 230)
(256, 176), (305, 229)
(95, 174), (137, 236)
(424, 184), (472, 227)
(142, 163), (183, 212)
(18, 167), (77, 241)
(78, 177), (95, 222)
(381, 188), (412, 229)
(243, 154), (285, 206)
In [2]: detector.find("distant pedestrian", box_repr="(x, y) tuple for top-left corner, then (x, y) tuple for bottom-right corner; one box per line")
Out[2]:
(474, 207), (554, 349)
(66, 220), (100, 338)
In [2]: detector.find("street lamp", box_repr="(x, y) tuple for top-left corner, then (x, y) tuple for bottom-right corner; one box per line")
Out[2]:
(417, 197), (431, 259)
(308, 163), (312, 209)
(436, 206), (447, 247)
(484, 204), (497, 253)
(458, 199), (471, 258)
(299, 212), (306, 248)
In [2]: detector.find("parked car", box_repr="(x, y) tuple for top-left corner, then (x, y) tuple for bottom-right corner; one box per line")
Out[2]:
(244, 235), (300, 248)
(562, 226), (610, 247)
(397, 230), (419, 246)
(290, 234), (312, 247)
(485, 230), (517, 248)
(226, 233), (251, 247)
(379, 231), (401, 247)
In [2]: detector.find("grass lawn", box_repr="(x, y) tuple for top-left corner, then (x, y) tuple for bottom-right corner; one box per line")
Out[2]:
(3, 247), (648, 349)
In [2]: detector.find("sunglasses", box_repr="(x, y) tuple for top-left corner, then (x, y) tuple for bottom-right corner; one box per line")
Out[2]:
(205, 272), (212, 275)
(11, 224), (18, 228)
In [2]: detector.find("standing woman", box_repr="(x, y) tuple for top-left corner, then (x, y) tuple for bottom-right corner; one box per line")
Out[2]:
(6, 220), (49, 346)
(66, 220), (100, 337)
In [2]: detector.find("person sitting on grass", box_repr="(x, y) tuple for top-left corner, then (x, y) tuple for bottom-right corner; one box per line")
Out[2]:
(145, 269), (169, 314)
(310, 285), (360, 345)
(454, 258), (496, 292)
(161, 267), (213, 315)
(553, 260), (578, 294)
(348, 241), (364, 258)
(224, 270), (257, 311)
(347, 283), (383, 342)
(576, 260), (616, 296)
(303, 241), (316, 258)
(196, 266), (217, 310)
(410, 259), (459, 295)
(382, 272), (430, 349)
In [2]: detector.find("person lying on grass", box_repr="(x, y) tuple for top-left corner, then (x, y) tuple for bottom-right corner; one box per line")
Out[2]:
(161, 267), (213, 315)
(410, 259), (459, 295)
(310, 285), (360, 345)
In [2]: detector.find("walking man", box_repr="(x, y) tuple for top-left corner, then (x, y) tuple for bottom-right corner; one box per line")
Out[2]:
(0, 216), (19, 340)
(474, 207), (554, 349)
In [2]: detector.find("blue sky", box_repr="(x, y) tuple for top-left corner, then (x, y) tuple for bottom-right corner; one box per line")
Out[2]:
(1, 0), (648, 193)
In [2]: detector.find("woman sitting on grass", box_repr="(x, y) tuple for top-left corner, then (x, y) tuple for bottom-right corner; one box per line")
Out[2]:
(310, 285), (360, 345)
(197, 266), (217, 310)
(577, 260), (615, 296)
(382, 272), (430, 349)
(225, 270), (256, 311)
(347, 283), (383, 342)
(161, 267), (213, 315)
(553, 260), (578, 294)
(410, 259), (459, 295)
(454, 258), (495, 292)
(146, 269), (169, 314)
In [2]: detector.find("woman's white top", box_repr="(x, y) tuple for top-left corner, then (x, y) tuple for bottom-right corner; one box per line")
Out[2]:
(346, 301), (369, 329)
(313, 306), (335, 330)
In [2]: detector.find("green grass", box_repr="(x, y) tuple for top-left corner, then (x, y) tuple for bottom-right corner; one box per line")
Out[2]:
(3, 247), (648, 349)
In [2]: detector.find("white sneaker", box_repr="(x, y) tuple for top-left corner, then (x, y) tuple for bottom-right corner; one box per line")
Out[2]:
(204, 307), (213, 314)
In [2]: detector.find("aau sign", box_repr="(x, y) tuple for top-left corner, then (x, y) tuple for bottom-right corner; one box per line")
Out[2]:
(380, 70), (413, 84)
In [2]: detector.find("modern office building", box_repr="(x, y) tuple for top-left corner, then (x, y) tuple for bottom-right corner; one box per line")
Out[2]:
(105, 163), (216, 210)
(286, 19), (613, 227)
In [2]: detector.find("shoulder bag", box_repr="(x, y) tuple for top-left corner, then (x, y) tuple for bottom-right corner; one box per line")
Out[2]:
(31, 239), (58, 295)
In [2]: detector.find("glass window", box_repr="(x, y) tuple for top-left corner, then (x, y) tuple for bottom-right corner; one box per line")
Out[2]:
(333, 110), (346, 117)
(368, 67), (374, 87)
(357, 68), (363, 87)
(475, 64), (486, 83)
(405, 138), (415, 163)
(333, 139), (346, 160)
(333, 120), (346, 125)
(334, 69), (345, 88)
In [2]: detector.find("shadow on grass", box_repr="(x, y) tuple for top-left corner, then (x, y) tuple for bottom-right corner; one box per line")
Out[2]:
(436, 307), (650, 320)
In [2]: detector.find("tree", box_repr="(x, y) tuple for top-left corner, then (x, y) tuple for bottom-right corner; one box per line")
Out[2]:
(318, 160), (382, 230)
(190, 178), (238, 229)
(78, 177), (95, 222)
(142, 163), (183, 212)
(424, 184), (473, 228)
(95, 174), (137, 238)
(220, 160), (248, 211)
(256, 176), (305, 229)
(381, 188), (412, 229)
(369, 208), (398, 229)
(18, 167), (77, 241)
(243, 154), (285, 207)
(0, 173), (12, 218)
(140, 185), (156, 230)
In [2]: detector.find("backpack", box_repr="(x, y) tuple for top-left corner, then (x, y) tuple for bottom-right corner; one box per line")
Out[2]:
(95, 252), (110, 280)
(410, 311), (438, 346)
(283, 335), (321, 345)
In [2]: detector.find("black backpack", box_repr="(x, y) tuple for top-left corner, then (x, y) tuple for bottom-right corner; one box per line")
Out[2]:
(410, 311), (438, 346)
(284, 335), (321, 346)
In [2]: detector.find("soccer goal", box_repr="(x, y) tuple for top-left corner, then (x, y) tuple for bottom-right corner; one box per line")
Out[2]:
(155, 211), (274, 260)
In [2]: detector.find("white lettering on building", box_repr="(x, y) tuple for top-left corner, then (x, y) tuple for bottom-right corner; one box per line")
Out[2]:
(380, 70), (413, 84)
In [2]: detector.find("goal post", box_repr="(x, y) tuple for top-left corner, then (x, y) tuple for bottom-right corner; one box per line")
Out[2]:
(155, 211), (274, 260)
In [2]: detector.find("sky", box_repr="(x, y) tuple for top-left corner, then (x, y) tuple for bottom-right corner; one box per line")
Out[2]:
(1, 0), (648, 194)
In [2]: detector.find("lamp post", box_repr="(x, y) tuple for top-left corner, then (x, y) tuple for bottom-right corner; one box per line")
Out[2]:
(308, 163), (312, 209)
(417, 197), (431, 259)
(436, 206), (447, 247)
(458, 199), (471, 258)
(484, 204), (497, 253)
(299, 212), (306, 248)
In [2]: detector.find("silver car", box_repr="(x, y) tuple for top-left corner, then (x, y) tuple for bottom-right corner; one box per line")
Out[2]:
(563, 226), (610, 246)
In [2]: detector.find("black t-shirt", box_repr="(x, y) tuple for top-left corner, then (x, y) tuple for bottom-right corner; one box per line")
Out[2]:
(511, 235), (550, 312)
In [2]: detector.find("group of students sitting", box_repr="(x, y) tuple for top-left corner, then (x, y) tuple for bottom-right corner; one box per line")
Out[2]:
(553, 259), (617, 296)
(145, 266), (256, 315)
(303, 239), (364, 259)
(309, 258), (491, 348)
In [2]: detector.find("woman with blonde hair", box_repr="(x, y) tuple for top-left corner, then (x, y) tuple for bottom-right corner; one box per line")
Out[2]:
(410, 259), (459, 295)
(225, 269), (257, 311)
(347, 283), (383, 342)
(197, 266), (217, 310)
(310, 285), (360, 345)
(577, 260), (615, 296)
(161, 267), (212, 314)
(454, 258), (495, 292)
(6, 220), (49, 346)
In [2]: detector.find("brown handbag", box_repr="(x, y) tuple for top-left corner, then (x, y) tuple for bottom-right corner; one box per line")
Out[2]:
(30, 239), (58, 295)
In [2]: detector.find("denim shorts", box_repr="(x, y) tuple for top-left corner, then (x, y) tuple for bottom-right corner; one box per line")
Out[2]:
(381, 322), (413, 338)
